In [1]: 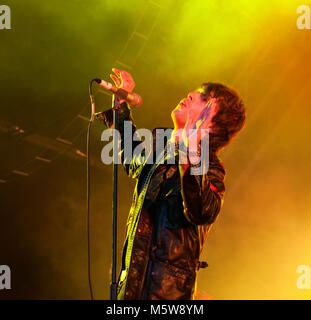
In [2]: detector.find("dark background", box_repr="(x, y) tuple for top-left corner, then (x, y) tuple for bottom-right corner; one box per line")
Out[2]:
(1, 0), (311, 299)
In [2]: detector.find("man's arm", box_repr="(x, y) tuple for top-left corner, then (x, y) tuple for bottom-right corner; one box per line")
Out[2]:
(96, 68), (145, 179)
(179, 157), (226, 225)
(97, 101), (144, 179)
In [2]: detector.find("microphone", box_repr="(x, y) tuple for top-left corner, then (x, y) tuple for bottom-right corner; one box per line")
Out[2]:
(94, 78), (143, 107)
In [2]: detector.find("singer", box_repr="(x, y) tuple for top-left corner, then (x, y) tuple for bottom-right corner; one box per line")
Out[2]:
(98, 68), (246, 300)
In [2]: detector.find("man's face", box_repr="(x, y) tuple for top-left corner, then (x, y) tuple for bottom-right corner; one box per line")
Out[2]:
(171, 88), (213, 129)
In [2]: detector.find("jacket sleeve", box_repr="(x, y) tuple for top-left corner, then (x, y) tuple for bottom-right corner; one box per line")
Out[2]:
(179, 157), (226, 226)
(96, 102), (145, 179)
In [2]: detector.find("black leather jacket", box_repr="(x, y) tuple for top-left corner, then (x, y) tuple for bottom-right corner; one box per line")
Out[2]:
(98, 102), (226, 300)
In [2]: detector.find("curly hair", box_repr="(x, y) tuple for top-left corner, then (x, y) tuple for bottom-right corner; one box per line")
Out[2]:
(201, 82), (246, 153)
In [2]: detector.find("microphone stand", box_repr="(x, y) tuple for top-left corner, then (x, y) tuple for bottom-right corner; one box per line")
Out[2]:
(110, 95), (119, 300)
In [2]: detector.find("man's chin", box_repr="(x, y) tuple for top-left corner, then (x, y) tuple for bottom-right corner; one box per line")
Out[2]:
(172, 107), (185, 119)
(171, 118), (187, 131)
(171, 110), (180, 123)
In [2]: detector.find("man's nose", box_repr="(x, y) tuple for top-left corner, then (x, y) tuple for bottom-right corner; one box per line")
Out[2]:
(187, 92), (195, 100)
(187, 92), (199, 101)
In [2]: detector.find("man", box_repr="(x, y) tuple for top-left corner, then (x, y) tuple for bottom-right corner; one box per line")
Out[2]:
(98, 68), (246, 300)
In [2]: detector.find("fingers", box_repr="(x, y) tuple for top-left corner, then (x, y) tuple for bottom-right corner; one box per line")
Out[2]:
(112, 68), (134, 83)
(113, 68), (128, 79)
(111, 67), (135, 91)
(112, 68), (120, 75)
(111, 68), (125, 88)
(110, 74), (121, 87)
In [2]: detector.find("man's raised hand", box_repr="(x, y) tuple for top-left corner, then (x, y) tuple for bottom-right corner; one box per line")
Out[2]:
(110, 68), (135, 93)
